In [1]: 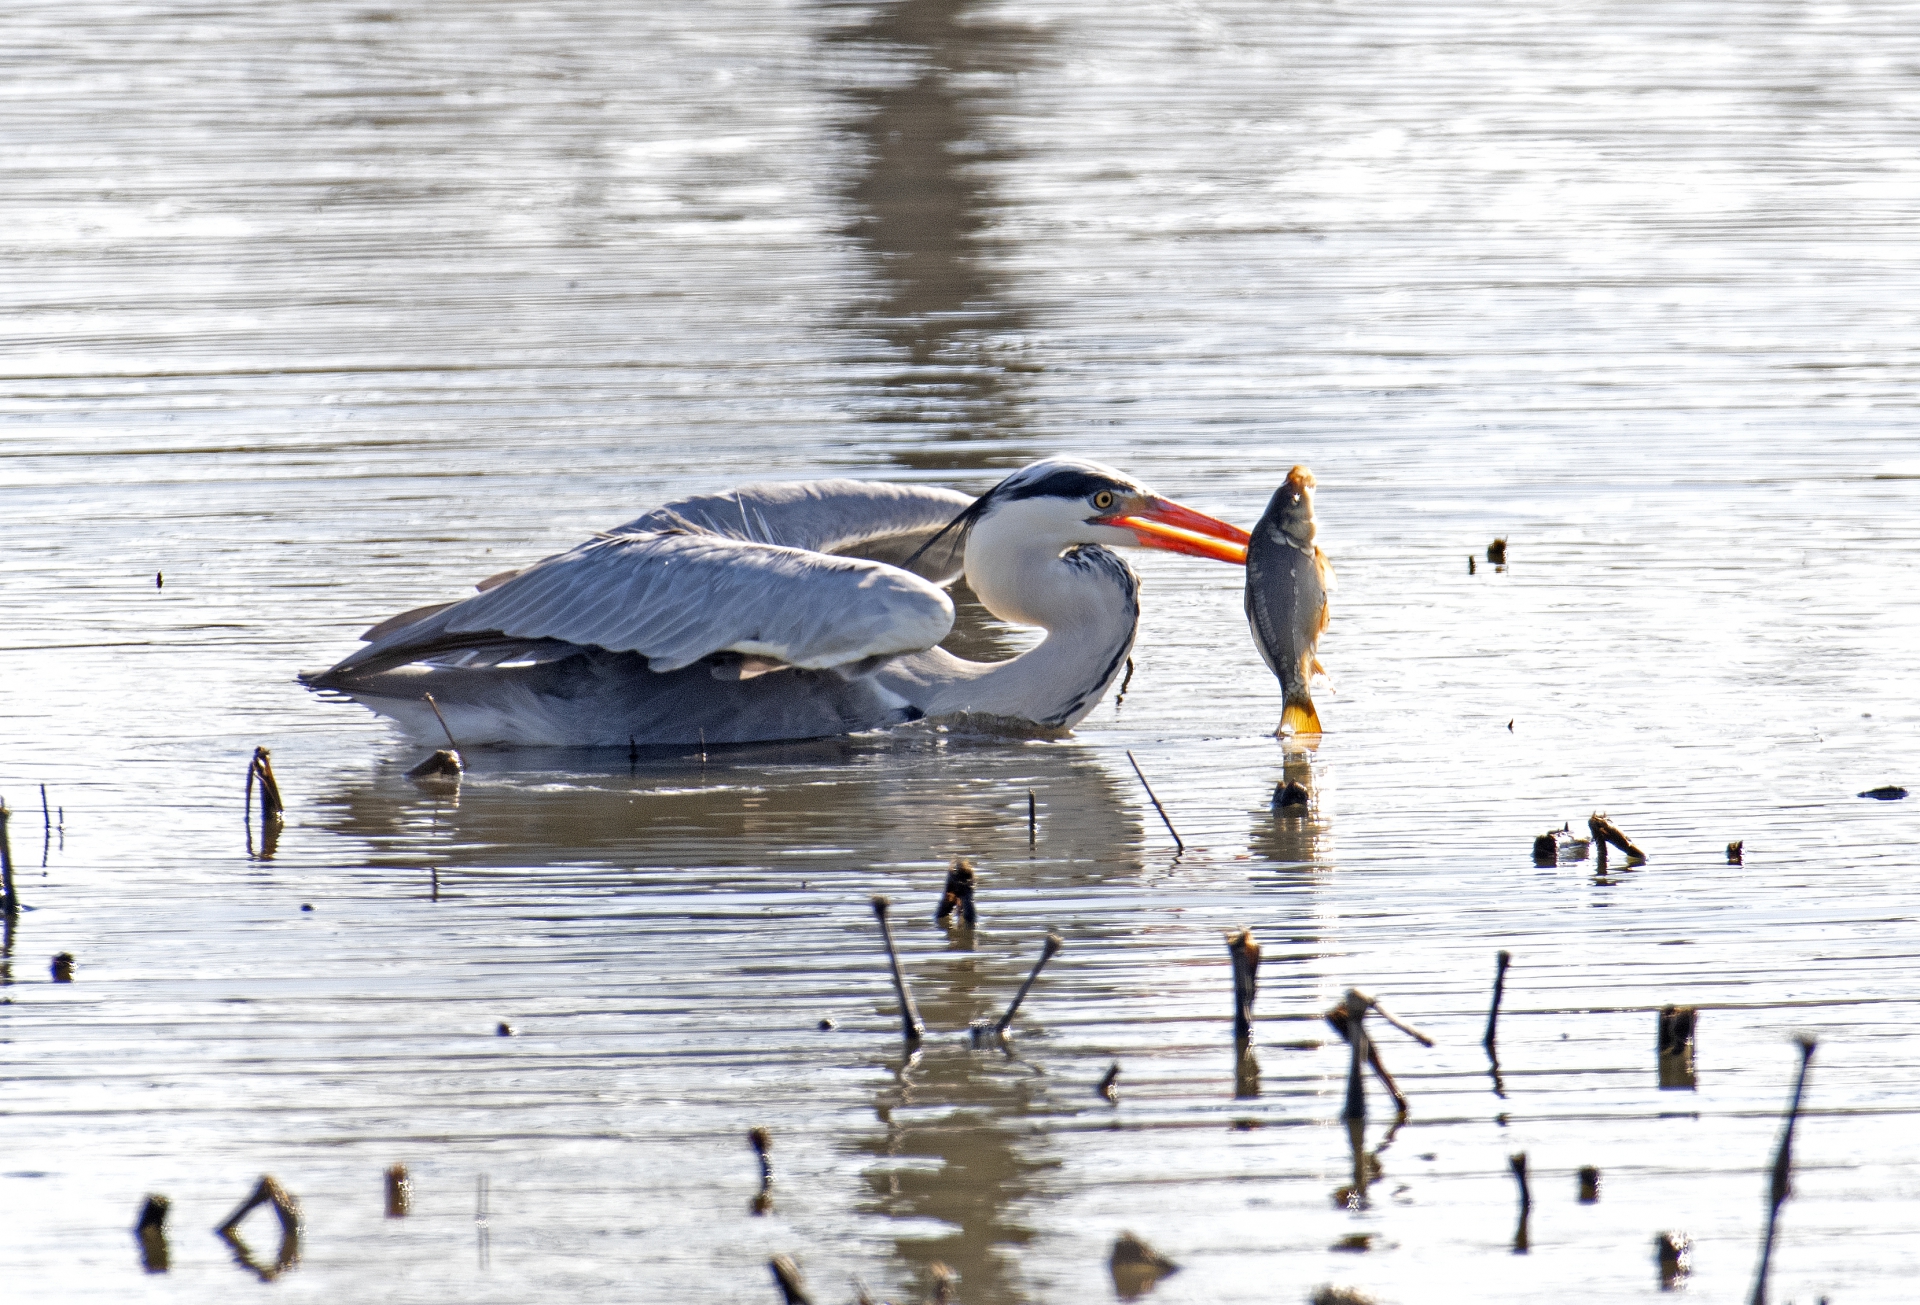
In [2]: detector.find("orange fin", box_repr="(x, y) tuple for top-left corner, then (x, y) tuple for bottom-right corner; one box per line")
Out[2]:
(1280, 699), (1323, 736)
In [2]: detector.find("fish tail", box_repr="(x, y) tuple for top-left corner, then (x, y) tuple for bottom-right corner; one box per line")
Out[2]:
(1280, 695), (1323, 736)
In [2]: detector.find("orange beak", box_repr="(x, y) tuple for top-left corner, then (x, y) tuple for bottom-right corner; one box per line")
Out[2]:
(1102, 497), (1249, 564)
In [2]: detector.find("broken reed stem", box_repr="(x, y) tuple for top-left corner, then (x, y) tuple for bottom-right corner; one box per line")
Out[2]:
(1365, 996), (1435, 1049)
(421, 692), (461, 753)
(217, 1175), (301, 1239)
(1028, 789), (1037, 847)
(384, 1165), (411, 1218)
(1342, 988), (1369, 1122)
(870, 896), (925, 1044)
(935, 860), (977, 928)
(770, 1254), (815, 1305)
(1750, 1037), (1817, 1305)
(1227, 928), (1260, 1043)
(0, 803), (15, 916)
(1510, 1152), (1532, 1253)
(1588, 812), (1646, 863)
(1483, 951), (1511, 1055)
(245, 748), (285, 826)
(1125, 750), (1184, 853)
(1327, 993), (1412, 1115)
(997, 932), (1064, 1036)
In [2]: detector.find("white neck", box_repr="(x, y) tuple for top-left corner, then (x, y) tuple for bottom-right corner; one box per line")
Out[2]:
(880, 523), (1140, 728)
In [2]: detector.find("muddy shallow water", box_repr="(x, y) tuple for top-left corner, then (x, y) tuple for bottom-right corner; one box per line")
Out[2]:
(4, 0), (1920, 1301)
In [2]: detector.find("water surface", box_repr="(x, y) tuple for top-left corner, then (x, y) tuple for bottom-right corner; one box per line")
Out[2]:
(4, 1), (1919, 1301)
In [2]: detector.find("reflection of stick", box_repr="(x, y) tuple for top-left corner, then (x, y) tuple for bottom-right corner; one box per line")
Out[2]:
(871, 896), (924, 1044)
(1227, 929), (1260, 1043)
(997, 933), (1064, 1036)
(1125, 751), (1183, 852)
(1509, 1152), (1531, 1254)
(1483, 951), (1511, 1054)
(1750, 1037), (1816, 1305)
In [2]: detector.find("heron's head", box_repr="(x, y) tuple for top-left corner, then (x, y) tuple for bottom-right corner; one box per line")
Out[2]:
(915, 458), (1249, 573)
(910, 458), (1248, 626)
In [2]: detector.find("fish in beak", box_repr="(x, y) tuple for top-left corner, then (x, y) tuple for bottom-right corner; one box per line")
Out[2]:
(1100, 496), (1250, 564)
(1244, 466), (1333, 739)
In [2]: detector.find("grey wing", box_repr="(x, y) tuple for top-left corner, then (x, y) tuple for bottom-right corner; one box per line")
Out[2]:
(316, 531), (956, 683)
(611, 479), (976, 584)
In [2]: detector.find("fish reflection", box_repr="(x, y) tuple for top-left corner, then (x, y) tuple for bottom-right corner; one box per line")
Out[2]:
(825, 0), (1044, 461)
(1250, 753), (1329, 869)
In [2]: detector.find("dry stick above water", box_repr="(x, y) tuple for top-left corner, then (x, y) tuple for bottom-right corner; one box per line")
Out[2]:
(0, 802), (17, 916)
(1228, 928), (1261, 1044)
(769, 1254), (815, 1305)
(1483, 950), (1512, 1057)
(1509, 1152), (1532, 1254)
(935, 859), (977, 928)
(1125, 750), (1184, 853)
(992, 932), (1065, 1039)
(1327, 991), (1432, 1117)
(870, 896), (925, 1045)
(1749, 1037), (1817, 1305)
(244, 748), (285, 828)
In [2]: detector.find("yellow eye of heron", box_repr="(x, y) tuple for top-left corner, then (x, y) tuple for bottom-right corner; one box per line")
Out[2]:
(1093, 490), (1115, 510)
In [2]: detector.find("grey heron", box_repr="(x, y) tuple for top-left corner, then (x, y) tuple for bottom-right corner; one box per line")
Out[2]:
(301, 458), (1250, 747)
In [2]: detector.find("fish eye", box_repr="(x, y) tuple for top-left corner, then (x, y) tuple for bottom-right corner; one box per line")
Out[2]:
(1092, 490), (1115, 510)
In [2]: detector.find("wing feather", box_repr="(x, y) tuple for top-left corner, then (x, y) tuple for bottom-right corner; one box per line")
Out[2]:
(320, 531), (955, 682)
(611, 480), (975, 583)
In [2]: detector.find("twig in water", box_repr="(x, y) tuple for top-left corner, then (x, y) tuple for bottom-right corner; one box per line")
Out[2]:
(1589, 812), (1646, 863)
(1227, 928), (1260, 1043)
(51, 952), (74, 982)
(216, 1175), (302, 1282)
(1483, 951), (1511, 1056)
(245, 748), (285, 828)
(699, 727), (708, 773)
(422, 693), (461, 752)
(1028, 788), (1037, 847)
(992, 932), (1064, 1039)
(1342, 988), (1370, 1121)
(385, 1165), (411, 1218)
(935, 859), (977, 928)
(1749, 1036), (1816, 1305)
(0, 802), (16, 916)
(1578, 1165), (1600, 1203)
(39, 784), (50, 867)
(1509, 1152), (1531, 1253)
(870, 896), (925, 1045)
(1098, 1061), (1120, 1104)
(769, 1254), (814, 1305)
(1657, 1233), (1692, 1290)
(1110, 1231), (1179, 1297)
(1125, 751), (1183, 852)
(748, 1126), (774, 1215)
(1658, 1005), (1698, 1090)
(135, 1194), (171, 1274)
(1325, 991), (1425, 1115)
